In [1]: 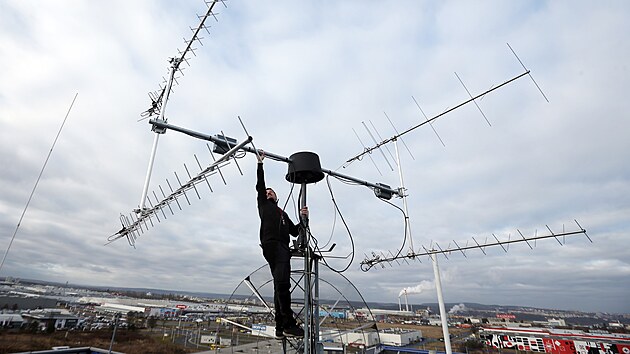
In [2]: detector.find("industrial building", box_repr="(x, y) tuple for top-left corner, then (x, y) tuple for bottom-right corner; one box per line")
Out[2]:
(21, 308), (78, 331)
(479, 326), (630, 354)
(249, 323), (422, 348)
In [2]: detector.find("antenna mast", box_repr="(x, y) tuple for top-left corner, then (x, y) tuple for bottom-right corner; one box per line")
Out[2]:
(393, 138), (414, 253)
(138, 60), (177, 211)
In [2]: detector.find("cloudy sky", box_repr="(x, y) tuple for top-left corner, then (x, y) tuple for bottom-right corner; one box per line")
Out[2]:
(1, 1), (628, 314)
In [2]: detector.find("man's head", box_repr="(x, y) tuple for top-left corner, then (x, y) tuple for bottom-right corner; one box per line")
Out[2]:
(265, 188), (278, 202)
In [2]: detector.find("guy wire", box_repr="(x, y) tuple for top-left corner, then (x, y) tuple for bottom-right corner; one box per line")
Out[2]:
(0, 92), (78, 274)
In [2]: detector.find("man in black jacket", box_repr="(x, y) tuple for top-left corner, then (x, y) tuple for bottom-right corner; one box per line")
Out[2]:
(256, 151), (307, 339)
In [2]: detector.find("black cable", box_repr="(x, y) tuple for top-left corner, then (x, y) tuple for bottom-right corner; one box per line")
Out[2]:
(321, 192), (337, 250)
(376, 196), (409, 261)
(284, 170), (299, 221)
(281, 182), (295, 215)
(331, 175), (362, 186)
(277, 181), (295, 233)
(312, 175), (354, 274)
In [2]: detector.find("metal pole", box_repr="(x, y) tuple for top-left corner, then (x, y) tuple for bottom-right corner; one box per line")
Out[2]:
(108, 313), (119, 354)
(431, 253), (452, 354)
(139, 61), (177, 210)
(393, 139), (414, 252)
(300, 183), (311, 354)
(139, 134), (161, 210)
(147, 119), (402, 197)
(314, 254), (321, 354)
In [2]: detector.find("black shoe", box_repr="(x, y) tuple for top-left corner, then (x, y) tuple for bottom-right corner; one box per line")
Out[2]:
(275, 328), (285, 340)
(283, 325), (304, 338)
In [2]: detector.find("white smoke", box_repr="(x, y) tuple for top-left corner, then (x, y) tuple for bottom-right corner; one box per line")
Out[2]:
(448, 303), (466, 314)
(399, 280), (434, 297)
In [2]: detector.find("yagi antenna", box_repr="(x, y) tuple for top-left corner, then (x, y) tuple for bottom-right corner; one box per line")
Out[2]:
(140, 0), (225, 120)
(345, 44), (548, 167)
(360, 219), (590, 354)
(136, 0), (226, 215)
(107, 131), (252, 247)
(360, 220), (590, 271)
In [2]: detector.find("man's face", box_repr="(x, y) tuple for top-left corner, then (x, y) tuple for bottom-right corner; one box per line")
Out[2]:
(266, 188), (277, 202)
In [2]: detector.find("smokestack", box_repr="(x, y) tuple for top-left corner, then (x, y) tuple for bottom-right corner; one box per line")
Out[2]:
(399, 281), (435, 313)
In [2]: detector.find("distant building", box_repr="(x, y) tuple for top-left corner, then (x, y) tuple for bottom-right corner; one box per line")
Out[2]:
(21, 308), (78, 330)
(248, 323), (419, 348)
(379, 328), (423, 346)
(334, 331), (380, 348)
(479, 326), (630, 354)
(428, 317), (443, 326)
(320, 309), (347, 319)
(466, 317), (481, 324)
(547, 318), (566, 327)
(0, 313), (24, 328)
(96, 302), (146, 314)
(322, 327), (419, 348)
(146, 306), (180, 317)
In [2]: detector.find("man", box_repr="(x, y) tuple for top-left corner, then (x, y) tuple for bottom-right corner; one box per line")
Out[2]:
(256, 151), (307, 339)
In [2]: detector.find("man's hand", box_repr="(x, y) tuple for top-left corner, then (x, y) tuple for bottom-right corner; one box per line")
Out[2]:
(257, 150), (265, 163)
(300, 206), (309, 219)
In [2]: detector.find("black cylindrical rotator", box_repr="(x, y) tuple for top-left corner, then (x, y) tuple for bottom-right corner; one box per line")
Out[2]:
(286, 151), (325, 184)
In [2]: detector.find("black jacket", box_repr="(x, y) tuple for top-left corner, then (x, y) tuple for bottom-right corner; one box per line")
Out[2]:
(256, 163), (300, 245)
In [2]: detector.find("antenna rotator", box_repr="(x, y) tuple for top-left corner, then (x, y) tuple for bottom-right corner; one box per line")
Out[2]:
(212, 134), (237, 154)
(374, 182), (393, 200)
(286, 151), (325, 184)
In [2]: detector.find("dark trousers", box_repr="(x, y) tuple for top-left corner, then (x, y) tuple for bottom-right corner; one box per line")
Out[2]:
(261, 241), (296, 330)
